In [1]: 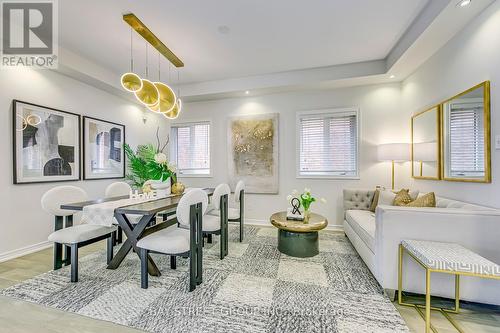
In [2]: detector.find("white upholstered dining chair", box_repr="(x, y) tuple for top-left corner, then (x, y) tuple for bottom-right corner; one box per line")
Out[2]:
(136, 188), (206, 291)
(42, 186), (116, 282)
(204, 183), (230, 259)
(208, 180), (245, 242)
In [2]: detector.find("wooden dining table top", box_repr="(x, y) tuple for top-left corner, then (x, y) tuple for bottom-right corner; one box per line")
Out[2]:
(60, 188), (215, 215)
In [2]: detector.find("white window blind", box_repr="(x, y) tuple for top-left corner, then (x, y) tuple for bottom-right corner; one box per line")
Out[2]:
(448, 103), (484, 177)
(298, 110), (358, 177)
(171, 122), (210, 176)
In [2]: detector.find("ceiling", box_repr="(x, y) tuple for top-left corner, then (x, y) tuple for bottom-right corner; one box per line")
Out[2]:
(56, 0), (494, 101)
(59, 0), (428, 84)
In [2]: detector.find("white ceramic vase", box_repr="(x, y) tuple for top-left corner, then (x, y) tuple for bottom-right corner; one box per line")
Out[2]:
(146, 178), (171, 198)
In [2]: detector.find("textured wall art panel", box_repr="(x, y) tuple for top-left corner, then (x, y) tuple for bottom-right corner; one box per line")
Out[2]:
(227, 113), (279, 194)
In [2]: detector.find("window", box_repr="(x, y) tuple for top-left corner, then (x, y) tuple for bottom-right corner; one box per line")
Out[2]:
(170, 122), (211, 176)
(297, 109), (359, 178)
(446, 101), (484, 177)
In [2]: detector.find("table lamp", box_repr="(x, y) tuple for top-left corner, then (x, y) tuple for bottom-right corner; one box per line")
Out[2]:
(413, 142), (437, 177)
(378, 143), (410, 190)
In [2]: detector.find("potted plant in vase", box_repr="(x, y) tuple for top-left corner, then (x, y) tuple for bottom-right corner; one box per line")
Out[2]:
(124, 128), (183, 197)
(287, 188), (326, 222)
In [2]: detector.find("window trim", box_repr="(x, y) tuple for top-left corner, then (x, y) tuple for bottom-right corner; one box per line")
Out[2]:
(295, 107), (360, 180)
(170, 120), (213, 178)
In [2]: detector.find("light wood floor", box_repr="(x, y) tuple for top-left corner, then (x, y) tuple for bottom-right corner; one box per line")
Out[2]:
(0, 242), (499, 333)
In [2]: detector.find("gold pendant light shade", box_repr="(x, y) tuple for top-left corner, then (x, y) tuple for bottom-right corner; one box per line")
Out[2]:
(148, 82), (177, 113)
(121, 72), (143, 92)
(163, 98), (181, 119)
(134, 79), (159, 106)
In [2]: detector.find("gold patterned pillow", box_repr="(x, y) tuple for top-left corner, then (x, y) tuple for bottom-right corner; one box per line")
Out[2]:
(406, 192), (436, 207)
(369, 189), (380, 212)
(393, 189), (412, 206)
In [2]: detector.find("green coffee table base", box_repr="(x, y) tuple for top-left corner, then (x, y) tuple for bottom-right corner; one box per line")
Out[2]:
(277, 229), (319, 258)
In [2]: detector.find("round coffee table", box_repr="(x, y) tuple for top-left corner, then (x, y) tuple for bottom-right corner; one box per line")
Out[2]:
(270, 211), (328, 258)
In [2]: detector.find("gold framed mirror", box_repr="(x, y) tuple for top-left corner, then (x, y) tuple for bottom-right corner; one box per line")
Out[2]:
(441, 81), (491, 183)
(411, 105), (441, 179)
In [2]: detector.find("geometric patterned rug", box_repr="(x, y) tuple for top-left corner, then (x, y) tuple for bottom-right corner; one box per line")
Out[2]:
(1, 225), (409, 333)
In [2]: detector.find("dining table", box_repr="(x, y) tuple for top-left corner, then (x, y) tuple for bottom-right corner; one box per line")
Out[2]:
(60, 187), (214, 277)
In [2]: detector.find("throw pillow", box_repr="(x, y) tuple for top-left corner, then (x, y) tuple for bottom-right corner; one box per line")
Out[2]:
(393, 189), (413, 206)
(406, 192), (436, 207)
(369, 189), (380, 212)
(378, 189), (397, 206)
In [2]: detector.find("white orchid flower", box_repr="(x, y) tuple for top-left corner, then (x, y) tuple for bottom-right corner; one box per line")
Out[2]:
(154, 152), (168, 164)
(304, 188), (311, 193)
(292, 189), (298, 195)
(286, 195), (293, 202)
(168, 162), (177, 172)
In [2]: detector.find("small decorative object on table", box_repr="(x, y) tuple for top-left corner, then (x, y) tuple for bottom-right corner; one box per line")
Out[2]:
(286, 188), (326, 222)
(124, 127), (177, 197)
(171, 181), (185, 195)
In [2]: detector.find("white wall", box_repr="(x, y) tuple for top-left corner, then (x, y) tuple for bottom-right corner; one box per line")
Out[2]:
(0, 68), (168, 258)
(176, 83), (410, 227)
(403, 1), (500, 208)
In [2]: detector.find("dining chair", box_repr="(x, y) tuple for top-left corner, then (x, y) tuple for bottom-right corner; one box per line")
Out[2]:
(42, 186), (116, 282)
(208, 180), (244, 242)
(104, 181), (142, 244)
(204, 183), (230, 259)
(136, 189), (206, 291)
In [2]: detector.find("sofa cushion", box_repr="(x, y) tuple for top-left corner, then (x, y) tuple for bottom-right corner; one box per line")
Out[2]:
(435, 196), (496, 211)
(345, 210), (375, 252)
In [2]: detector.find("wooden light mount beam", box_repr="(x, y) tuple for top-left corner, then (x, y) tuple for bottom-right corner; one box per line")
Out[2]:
(123, 13), (184, 68)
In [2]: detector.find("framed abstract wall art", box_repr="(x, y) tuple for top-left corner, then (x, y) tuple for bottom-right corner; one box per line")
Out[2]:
(13, 100), (81, 184)
(227, 113), (279, 194)
(83, 116), (125, 180)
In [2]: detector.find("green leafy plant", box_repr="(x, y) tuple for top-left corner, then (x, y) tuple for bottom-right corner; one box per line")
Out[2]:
(124, 128), (177, 188)
(287, 188), (326, 212)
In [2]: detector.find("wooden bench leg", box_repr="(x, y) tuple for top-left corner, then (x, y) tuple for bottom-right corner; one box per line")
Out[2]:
(140, 248), (148, 289)
(70, 244), (78, 283)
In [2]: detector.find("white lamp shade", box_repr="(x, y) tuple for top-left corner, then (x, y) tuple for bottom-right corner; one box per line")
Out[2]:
(413, 141), (437, 162)
(378, 143), (410, 162)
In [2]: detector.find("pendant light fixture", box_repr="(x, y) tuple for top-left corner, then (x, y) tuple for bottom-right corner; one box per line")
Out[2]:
(134, 43), (160, 106)
(164, 69), (182, 119)
(149, 52), (177, 113)
(121, 28), (143, 92)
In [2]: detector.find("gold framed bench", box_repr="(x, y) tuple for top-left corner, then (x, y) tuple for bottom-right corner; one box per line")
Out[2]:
(398, 239), (500, 333)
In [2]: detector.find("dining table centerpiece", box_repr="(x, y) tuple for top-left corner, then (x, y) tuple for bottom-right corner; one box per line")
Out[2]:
(287, 188), (326, 222)
(124, 129), (182, 197)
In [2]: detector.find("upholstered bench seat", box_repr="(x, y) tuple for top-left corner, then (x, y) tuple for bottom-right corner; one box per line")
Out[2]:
(402, 240), (500, 276)
(48, 224), (117, 244)
(137, 227), (190, 254)
(345, 210), (375, 252)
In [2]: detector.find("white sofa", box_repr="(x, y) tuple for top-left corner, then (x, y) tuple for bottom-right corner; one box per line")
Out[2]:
(343, 189), (500, 306)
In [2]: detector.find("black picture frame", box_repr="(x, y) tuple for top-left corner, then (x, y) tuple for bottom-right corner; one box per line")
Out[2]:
(12, 100), (81, 184)
(83, 116), (126, 180)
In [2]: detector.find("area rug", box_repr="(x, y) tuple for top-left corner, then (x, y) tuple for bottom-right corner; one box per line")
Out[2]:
(1, 225), (409, 333)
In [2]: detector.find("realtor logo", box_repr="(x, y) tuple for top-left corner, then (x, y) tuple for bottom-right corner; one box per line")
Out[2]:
(1, 0), (58, 68)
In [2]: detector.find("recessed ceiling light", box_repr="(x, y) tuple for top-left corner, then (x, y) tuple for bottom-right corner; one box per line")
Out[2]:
(389, 75), (396, 79)
(457, 0), (471, 7)
(217, 25), (230, 34)
(245, 90), (250, 95)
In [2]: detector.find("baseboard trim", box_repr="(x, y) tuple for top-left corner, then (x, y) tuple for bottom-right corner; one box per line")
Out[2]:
(243, 219), (344, 231)
(0, 241), (52, 263)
